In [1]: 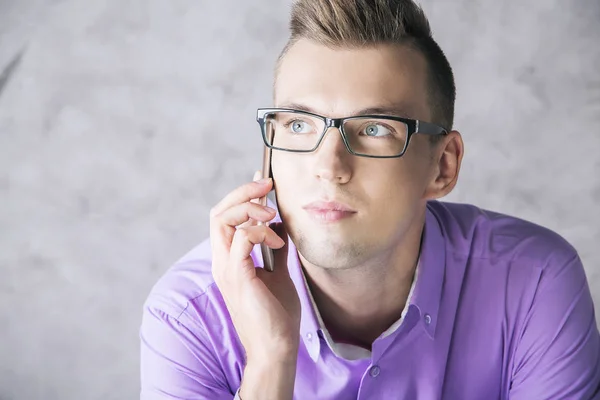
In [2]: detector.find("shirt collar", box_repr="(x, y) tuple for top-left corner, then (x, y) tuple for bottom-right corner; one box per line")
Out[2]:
(410, 203), (446, 339)
(286, 204), (446, 361)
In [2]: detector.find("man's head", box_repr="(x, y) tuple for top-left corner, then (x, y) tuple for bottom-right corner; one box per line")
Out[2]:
(269, 0), (464, 271)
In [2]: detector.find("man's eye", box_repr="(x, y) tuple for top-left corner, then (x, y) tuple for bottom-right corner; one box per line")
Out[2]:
(363, 123), (392, 137)
(286, 120), (312, 134)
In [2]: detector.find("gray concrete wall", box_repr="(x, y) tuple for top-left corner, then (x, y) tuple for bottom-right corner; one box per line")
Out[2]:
(0, 1), (598, 399)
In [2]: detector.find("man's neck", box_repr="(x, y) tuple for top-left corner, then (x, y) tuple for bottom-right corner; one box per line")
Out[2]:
(299, 217), (424, 347)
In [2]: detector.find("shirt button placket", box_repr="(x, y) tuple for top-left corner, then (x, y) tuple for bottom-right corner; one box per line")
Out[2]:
(357, 365), (381, 400)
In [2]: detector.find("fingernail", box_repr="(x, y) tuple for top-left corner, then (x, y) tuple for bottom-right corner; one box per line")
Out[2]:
(265, 206), (276, 214)
(256, 178), (271, 185)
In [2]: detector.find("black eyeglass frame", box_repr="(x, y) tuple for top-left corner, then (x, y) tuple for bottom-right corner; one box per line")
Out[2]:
(256, 108), (448, 158)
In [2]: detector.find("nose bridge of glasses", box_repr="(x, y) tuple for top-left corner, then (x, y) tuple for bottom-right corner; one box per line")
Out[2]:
(324, 116), (342, 129)
(322, 117), (346, 140)
(317, 116), (351, 152)
(322, 116), (346, 137)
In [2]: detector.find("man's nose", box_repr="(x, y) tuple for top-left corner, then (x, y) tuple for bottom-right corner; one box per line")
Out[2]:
(312, 126), (352, 183)
(318, 124), (351, 153)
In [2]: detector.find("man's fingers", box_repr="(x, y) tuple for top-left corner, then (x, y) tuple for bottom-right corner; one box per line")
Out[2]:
(210, 177), (272, 219)
(229, 225), (285, 277)
(210, 202), (276, 277)
(238, 171), (265, 229)
(210, 171), (276, 284)
(219, 202), (277, 230)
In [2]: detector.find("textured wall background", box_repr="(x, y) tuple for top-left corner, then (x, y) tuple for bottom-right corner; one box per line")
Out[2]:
(0, 0), (599, 399)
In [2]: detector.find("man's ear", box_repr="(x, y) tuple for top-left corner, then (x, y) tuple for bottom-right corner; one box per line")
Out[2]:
(423, 131), (464, 200)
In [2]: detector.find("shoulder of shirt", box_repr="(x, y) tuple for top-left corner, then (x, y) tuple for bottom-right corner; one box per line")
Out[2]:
(427, 200), (579, 269)
(143, 237), (254, 321)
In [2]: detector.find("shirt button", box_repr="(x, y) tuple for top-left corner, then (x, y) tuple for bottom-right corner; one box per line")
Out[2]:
(369, 365), (381, 378)
(424, 314), (432, 325)
(306, 332), (313, 341)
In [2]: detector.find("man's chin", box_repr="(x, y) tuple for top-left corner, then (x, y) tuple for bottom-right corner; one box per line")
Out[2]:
(295, 239), (368, 270)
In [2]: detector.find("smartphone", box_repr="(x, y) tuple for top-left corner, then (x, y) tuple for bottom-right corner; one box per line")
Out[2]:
(258, 119), (275, 272)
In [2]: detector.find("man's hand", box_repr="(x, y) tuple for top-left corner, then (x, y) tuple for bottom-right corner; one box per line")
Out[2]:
(209, 174), (301, 399)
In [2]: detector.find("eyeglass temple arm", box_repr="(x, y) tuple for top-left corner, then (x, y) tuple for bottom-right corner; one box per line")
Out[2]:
(416, 120), (448, 135)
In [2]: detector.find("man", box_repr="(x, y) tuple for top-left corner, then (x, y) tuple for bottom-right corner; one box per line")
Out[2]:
(140, 0), (600, 399)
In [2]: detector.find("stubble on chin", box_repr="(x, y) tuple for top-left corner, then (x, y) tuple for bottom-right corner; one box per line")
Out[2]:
(292, 229), (368, 271)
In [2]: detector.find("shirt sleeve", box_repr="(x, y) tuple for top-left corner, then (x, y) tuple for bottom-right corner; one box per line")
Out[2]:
(140, 305), (237, 400)
(509, 253), (600, 399)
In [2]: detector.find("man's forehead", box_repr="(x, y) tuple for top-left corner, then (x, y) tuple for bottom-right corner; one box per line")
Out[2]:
(273, 40), (428, 119)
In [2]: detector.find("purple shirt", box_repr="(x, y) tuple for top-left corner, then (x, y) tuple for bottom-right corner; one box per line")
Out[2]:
(140, 200), (600, 399)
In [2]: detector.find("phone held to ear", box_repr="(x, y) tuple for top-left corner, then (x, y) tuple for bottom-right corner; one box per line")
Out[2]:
(258, 124), (275, 272)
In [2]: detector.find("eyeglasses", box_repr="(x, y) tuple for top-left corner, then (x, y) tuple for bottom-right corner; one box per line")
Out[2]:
(256, 108), (448, 158)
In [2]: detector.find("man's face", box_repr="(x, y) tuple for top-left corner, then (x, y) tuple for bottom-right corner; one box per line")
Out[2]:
(272, 39), (437, 270)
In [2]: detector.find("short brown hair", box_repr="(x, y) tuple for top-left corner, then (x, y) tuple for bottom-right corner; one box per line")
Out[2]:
(276, 0), (456, 131)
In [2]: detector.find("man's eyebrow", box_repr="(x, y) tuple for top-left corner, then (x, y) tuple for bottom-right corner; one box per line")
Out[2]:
(277, 102), (315, 113)
(354, 106), (413, 117)
(276, 102), (414, 118)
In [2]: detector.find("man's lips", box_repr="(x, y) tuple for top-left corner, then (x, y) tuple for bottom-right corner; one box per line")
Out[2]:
(302, 201), (356, 212)
(302, 201), (357, 222)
